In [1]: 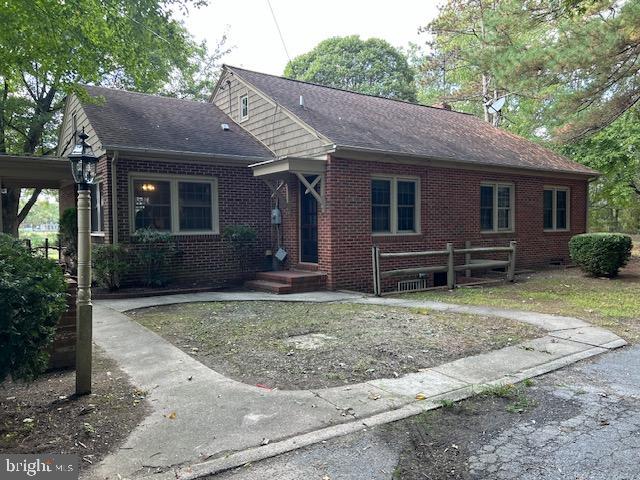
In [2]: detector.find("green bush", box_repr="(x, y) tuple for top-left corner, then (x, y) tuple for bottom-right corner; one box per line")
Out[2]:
(569, 233), (633, 277)
(0, 234), (68, 382)
(93, 244), (129, 291)
(132, 228), (176, 287)
(222, 225), (258, 272)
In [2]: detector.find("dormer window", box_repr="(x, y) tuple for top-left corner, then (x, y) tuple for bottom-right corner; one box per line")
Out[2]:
(239, 94), (249, 121)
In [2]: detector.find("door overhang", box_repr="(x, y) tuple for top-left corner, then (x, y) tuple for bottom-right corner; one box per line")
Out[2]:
(250, 156), (327, 209)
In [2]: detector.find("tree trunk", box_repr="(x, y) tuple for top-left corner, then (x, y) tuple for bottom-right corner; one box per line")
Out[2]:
(1, 81), (59, 235)
(2, 187), (21, 236)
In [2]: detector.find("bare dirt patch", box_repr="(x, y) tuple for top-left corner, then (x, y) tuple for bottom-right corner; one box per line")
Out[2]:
(127, 301), (543, 390)
(0, 348), (150, 470)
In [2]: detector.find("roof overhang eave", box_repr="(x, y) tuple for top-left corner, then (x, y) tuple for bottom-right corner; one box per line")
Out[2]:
(103, 144), (273, 164)
(332, 144), (599, 180)
(249, 156), (327, 178)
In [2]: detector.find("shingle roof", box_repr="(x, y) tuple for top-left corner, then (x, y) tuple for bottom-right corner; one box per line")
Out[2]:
(81, 86), (273, 159)
(229, 66), (596, 176)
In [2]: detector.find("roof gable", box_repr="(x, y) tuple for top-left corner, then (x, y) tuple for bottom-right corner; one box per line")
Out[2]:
(228, 66), (596, 176)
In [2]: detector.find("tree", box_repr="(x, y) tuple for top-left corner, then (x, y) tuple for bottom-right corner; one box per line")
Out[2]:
(0, 0), (225, 235)
(418, 0), (640, 140)
(284, 36), (417, 102)
(19, 189), (59, 229)
(563, 107), (640, 232)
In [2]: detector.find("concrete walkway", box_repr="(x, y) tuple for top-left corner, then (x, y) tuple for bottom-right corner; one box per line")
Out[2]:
(86, 291), (626, 480)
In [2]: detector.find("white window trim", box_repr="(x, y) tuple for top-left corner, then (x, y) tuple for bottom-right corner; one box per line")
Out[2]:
(239, 94), (249, 122)
(480, 182), (515, 234)
(128, 172), (220, 236)
(543, 186), (571, 232)
(371, 175), (421, 236)
(90, 179), (105, 237)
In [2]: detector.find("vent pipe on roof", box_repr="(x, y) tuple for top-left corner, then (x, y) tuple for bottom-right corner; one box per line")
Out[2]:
(299, 95), (304, 108)
(221, 123), (230, 131)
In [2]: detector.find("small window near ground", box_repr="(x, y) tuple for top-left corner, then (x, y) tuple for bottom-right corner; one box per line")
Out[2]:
(544, 187), (569, 231)
(89, 182), (104, 233)
(371, 177), (419, 234)
(179, 182), (212, 231)
(239, 94), (249, 121)
(133, 180), (172, 231)
(480, 183), (513, 232)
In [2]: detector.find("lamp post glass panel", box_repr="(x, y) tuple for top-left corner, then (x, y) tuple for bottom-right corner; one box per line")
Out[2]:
(67, 129), (98, 395)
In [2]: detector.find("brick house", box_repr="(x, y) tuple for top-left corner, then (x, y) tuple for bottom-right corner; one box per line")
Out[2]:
(57, 65), (597, 293)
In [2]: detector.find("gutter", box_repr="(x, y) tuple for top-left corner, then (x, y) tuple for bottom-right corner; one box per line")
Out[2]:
(102, 144), (273, 164)
(332, 144), (599, 180)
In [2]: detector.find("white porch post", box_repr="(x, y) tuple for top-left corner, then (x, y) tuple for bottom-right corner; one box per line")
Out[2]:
(76, 188), (92, 395)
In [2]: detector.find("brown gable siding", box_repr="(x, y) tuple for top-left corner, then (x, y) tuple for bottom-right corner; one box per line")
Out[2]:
(57, 94), (105, 157)
(212, 70), (331, 158)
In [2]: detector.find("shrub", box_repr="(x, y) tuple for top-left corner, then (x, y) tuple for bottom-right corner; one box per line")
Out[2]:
(132, 228), (176, 287)
(59, 207), (78, 273)
(0, 234), (68, 382)
(222, 225), (258, 272)
(569, 233), (633, 277)
(93, 244), (129, 291)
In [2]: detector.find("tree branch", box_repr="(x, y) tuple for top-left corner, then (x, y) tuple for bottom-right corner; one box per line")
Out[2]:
(17, 188), (42, 224)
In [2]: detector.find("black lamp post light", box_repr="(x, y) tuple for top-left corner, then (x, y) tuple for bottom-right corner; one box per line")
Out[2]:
(67, 128), (98, 395)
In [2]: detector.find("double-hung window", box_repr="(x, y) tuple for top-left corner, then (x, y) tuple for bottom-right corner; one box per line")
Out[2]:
(239, 94), (249, 121)
(89, 182), (104, 234)
(543, 187), (569, 231)
(480, 183), (514, 232)
(371, 177), (419, 234)
(131, 175), (218, 234)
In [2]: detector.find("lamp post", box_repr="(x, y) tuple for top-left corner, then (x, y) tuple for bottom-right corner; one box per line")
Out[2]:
(67, 129), (98, 395)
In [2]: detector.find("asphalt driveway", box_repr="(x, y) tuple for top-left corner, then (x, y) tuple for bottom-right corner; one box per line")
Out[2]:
(214, 344), (640, 480)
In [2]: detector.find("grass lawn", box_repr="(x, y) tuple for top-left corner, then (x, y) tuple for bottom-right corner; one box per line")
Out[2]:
(0, 349), (149, 470)
(128, 301), (543, 390)
(400, 240), (640, 343)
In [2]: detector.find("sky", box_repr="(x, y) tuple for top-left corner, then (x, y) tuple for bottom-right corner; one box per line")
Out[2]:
(178, 0), (441, 75)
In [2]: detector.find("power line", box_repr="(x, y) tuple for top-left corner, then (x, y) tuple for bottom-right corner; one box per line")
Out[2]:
(266, 0), (291, 63)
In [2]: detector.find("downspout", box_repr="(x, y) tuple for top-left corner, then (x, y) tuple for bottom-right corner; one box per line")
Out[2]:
(111, 151), (119, 244)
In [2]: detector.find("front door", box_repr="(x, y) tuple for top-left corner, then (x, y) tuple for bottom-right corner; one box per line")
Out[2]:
(300, 176), (318, 263)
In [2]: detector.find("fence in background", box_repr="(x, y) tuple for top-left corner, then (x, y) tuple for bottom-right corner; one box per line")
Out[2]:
(23, 237), (62, 262)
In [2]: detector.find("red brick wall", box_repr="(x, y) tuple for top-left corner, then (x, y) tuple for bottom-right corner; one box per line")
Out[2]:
(278, 174), (300, 267)
(113, 157), (272, 287)
(320, 155), (588, 292)
(48, 278), (76, 370)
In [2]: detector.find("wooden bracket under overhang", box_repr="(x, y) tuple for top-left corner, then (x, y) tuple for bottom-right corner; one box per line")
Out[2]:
(250, 156), (327, 209)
